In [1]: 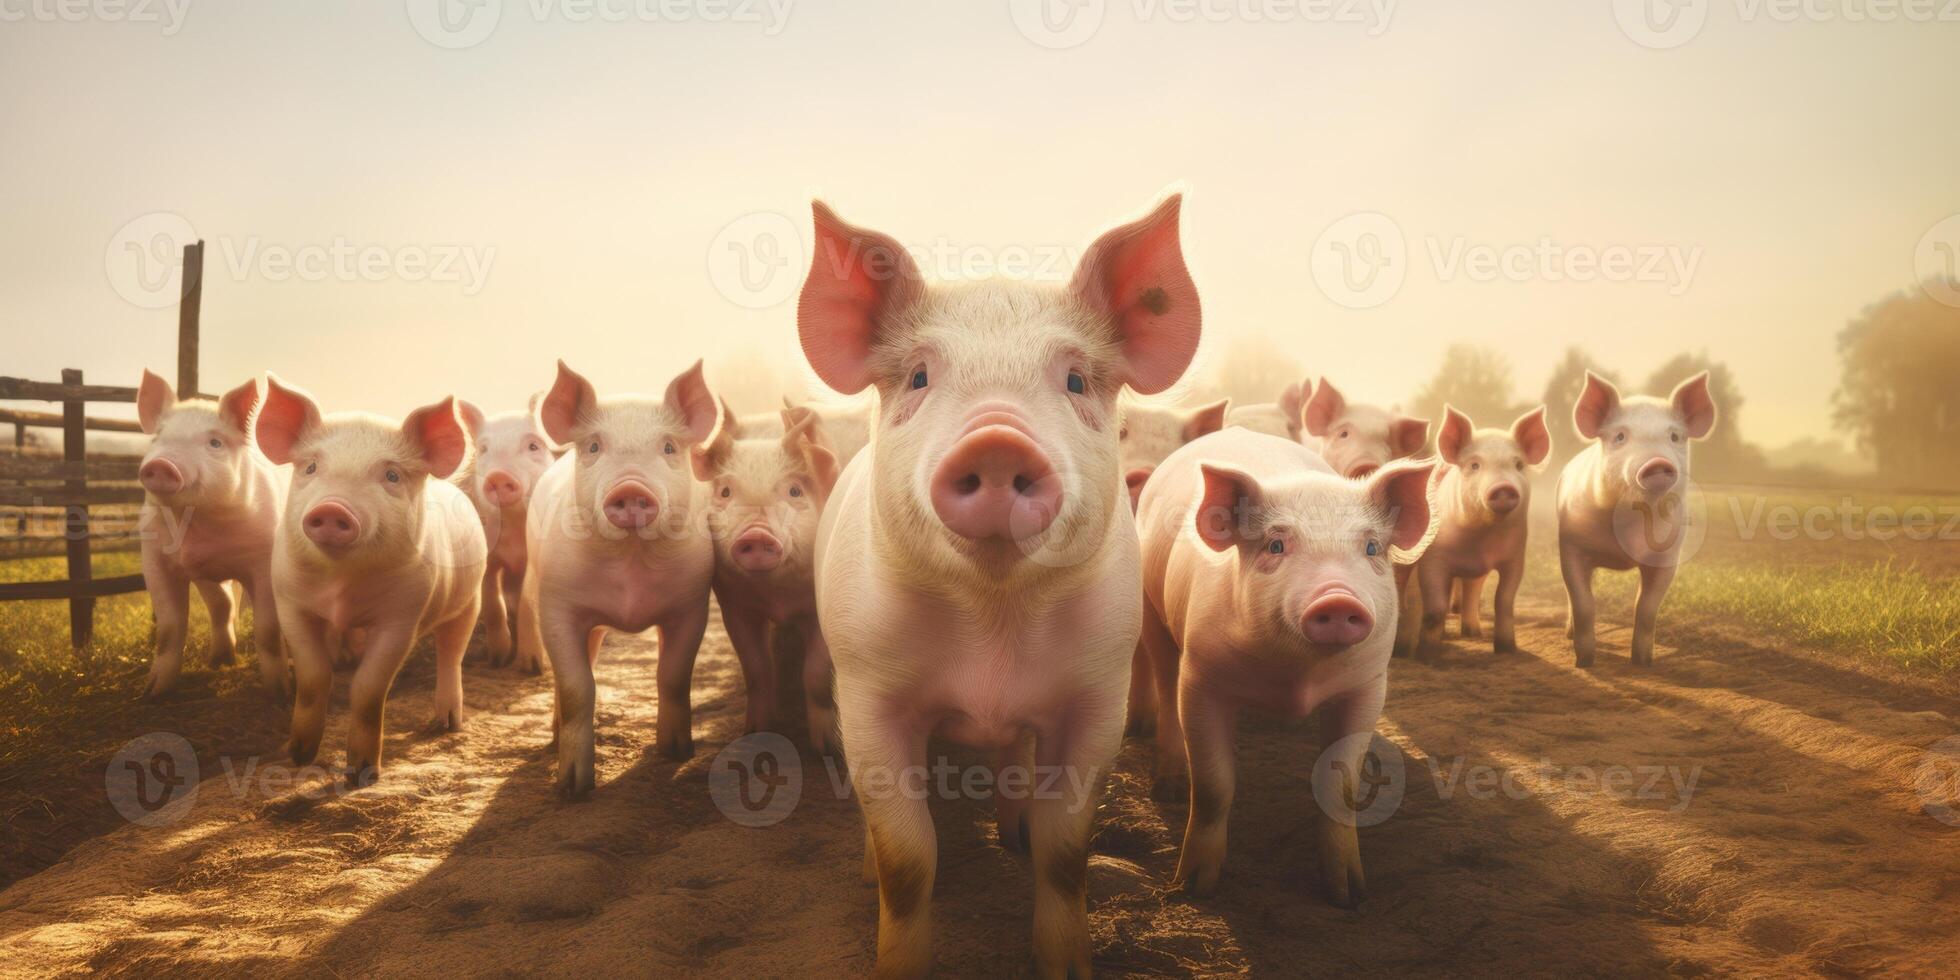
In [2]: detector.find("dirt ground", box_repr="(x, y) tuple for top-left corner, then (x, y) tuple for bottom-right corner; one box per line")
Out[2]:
(3, 592), (1959, 978)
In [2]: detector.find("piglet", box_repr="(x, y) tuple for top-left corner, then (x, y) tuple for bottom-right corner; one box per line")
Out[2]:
(455, 398), (556, 672)
(1394, 406), (1551, 658)
(1115, 396), (1229, 736)
(1137, 427), (1432, 905)
(254, 376), (486, 786)
(1557, 372), (1717, 667)
(515, 360), (721, 797)
(134, 370), (288, 700)
(1222, 377), (1308, 441)
(1302, 377), (1428, 478)
(805, 195), (1201, 978)
(693, 403), (844, 750)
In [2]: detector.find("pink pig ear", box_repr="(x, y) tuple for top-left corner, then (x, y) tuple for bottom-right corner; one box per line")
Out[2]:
(456, 399), (487, 438)
(1303, 377), (1345, 437)
(216, 378), (260, 436)
(1436, 405), (1474, 465)
(1183, 398), (1230, 443)
(689, 399), (739, 482)
(403, 397), (470, 479)
(1069, 194), (1202, 395)
(540, 360), (598, 447)
(782, 406), (842, 498)
(255, 373), (322, 465)
(663, 359), (720, 445)
(1670, 372), (1718, 439)
(797, 201), (924, 395)
(1511, 406), (1552, 465)
(1390, 415), (1431, 460)
(136, 368), (176, 435)
(1573, 371), (1621, 440)
(1367, 459), (1437, 554)
(1196, 462), (1262, 552)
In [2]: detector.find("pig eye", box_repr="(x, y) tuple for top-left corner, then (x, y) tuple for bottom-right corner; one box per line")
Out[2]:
(208, 437), (223, 449)
(587, 440), (600, 454)
(1066, 371), (1086, 395)
(664, 440), (676, 455)
(385, 468), (402, 484)
(1119, 427), (1129, 441)
(305, 462), (316, 475)
(1266, 538), (1284, 555)
(529, 441), (542, 452)
(719, 486), (731, 499)
(1469, 462), (1480, 472)
(1366, 540), (1381, 557)
(1515, 459), (1525, 471)
(1339, 429), (1351, 439)
(1670, 432), (1681, 443)
(789, 484), (803, 498)
(910, 369), (928, 391)
(1614, 432), (1626, 444)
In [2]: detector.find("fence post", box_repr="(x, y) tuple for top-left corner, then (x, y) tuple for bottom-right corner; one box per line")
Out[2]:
(62, 368), (94, 650)
(10, 424), (21, 535)
(176, 240), (204, 399)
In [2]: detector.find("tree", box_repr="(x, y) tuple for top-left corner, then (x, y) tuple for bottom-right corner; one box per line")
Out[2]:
(1540, 348), (1621, 468)
(1643, 351), (1764, 481)
(1833, 287), (1960, 487)
(1408, 344), (1525, 433)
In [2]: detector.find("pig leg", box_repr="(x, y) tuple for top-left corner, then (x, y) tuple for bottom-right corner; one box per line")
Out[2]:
(1631, 562), (1676, 667)
(481, 564), (511, 667)
(1492, 560), (1523, 654)
(1172, 685), (1239, 895)
(542, 607), (599, 797)
(1313, 682), (1385, 909)
(195, 579), (237, 667)
(1029, 707), (1121, 979)
(845, 715), (935, 979)
(994, 730), (1036, 853)
(1416, 559), (1452, 656)
(801, 624), (838, 755)
(1123, 644), (1157, 737)
(284, 612), (335, 767)
(1458, 573), (1488, 639)
(140, 561), (190, 701)
(655, 603), (710, 760)
(247, 575), (290, 700)
(1560, 540), (1598, 668)
(515, 566), (547, 676)
(1140, 602), (1188, 802)
(345, 621), (417, 787)
(718, 597), (777, 736)
(1392, 563), (1420, 658)
(429, 603), (477, 732)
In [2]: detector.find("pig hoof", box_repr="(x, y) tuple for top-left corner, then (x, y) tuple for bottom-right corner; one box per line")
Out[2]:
(658, 734), (695, 761)
(998, 812), (1030, 853)
(209, 648), (235, 667)
(426, 711), (462, 734)
(288, 737), (320, 767)
(1151, 773), (1190, 803)
(555, 767), (594, 800)
(344, 762), (380, 789)
(1494, 639), (1519, 655)
(516, 655), (543, 676)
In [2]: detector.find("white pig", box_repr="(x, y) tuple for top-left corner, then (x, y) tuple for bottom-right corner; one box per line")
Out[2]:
(1302, 377), (1429, 479)
(693, 403), (844, 750)
(1115, 396), (1229, 737)
(1136, 427), (1433, 905)
(134, 370), (289, 700)
(515, 360), (721, 797)
(254, 375), (486, 786)
(1393, 405), (1551, 658)
(728, 397), (873, 466)
(455, 398), (556, 672)
(1557, 372), (1717, 667)
(805, 195), (1202, 978)
(1222, 376), (1310, 442)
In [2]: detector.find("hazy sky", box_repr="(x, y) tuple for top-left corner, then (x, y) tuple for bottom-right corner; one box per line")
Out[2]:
(4, 1), (1957, 449)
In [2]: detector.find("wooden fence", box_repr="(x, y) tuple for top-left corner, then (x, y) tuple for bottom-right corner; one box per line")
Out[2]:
(0, 240), (205, 649)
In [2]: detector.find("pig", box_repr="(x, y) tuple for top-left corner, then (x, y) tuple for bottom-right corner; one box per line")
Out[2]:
(1115, 396), (1229, 737)
(455, 398), (556, 672)
(726, 397), (874, 466)
(1393, 405), (1551, 658)
(133, 370), (289, 700)
(804, 194), (1202, 978)
(1302, 377), (1429, 479)
(692, 402), (844, 750)
(1222, 377), (1308, 441)
(514, 360), (721, 797)
(253, 375), (486, 786)
(1557, 372), (1717, 667)
(1136, 426), (1433, 905)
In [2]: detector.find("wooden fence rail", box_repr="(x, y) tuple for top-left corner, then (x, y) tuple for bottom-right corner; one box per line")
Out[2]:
(0, 240), (203, 649)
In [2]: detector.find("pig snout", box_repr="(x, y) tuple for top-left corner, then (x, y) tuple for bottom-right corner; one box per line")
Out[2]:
(1301, 589), (1374, 647)
(602, 479), (660, 529)
(1636, 458), (1679, 493)
(482, 470), (525, 507)
(1124, 467), (1154, 511)
(930, 413), (1062, 542)
(1486, 483), (1522, 514)
(302, 500), (361, 550)
(138, 458), (185, 495)
(731, 525), (784, 572)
